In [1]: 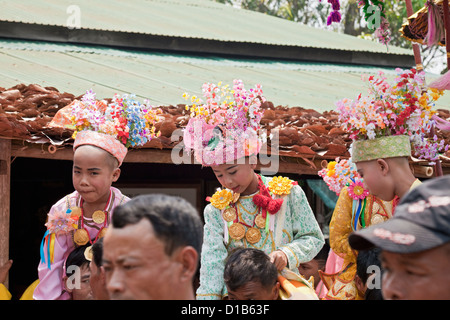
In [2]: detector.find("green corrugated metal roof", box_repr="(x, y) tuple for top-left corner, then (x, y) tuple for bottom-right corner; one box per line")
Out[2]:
(0, 0), (413, 56)
(1, 39), (448, 112)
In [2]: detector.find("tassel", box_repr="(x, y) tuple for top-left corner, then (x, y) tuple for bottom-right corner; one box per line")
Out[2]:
(222, 212), (229, 244)
(267, 198), (284, 214)
(253, 193), (270, 208)
(39, 230), (49, 266)
(424, 0), (445, 47)
(39, 230), (56, 269)
(49, 233), (56, 264)
(428, 70), (450, 91)
(432, 114), (450, 132)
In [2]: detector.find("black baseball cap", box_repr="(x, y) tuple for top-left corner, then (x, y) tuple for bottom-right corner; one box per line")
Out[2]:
(349, 175), (450, 253)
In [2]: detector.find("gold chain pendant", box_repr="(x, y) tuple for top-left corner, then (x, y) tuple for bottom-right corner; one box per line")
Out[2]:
(70, 207), (82, 219)
(73, 229), (89, 246)
(232, 192), (240, 203)
(228, 223), (246, 241)
(98, 227), (108, 239)
(245, 227), (262, 244)
(84, 245), (93, 261)
(254, 214), (266, 229)
(222, 207), (237, 222)
(92, 210), (106, 224)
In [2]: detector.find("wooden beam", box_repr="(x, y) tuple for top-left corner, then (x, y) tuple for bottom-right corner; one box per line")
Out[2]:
(11, 141), (450, 177)
(0, 138), (11, 288)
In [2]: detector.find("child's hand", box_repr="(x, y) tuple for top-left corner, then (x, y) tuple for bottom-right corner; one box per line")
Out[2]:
(268, 250), (287, 271)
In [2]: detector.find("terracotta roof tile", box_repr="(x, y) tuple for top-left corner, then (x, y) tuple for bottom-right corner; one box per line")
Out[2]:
(1, 83), (450, 167)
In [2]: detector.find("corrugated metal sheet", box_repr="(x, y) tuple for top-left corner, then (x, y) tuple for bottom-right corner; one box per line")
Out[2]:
(0, 39), (448, 112)
(0, 0), (413, 55)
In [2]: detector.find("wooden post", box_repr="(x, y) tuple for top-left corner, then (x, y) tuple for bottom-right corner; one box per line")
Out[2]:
(0, 139), (11, 288)
(405, 0), (424, 71)
(443, 0), (450, 67)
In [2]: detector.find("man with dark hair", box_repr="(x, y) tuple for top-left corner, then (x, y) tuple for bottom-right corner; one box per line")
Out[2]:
(349, 175), (450, 300)
(63, 244), (93, 300)
(102, 194), (203, 300)
(355, 247), (383, 300)
(90, 238), (109, 300)
(224, 248), (280, 300)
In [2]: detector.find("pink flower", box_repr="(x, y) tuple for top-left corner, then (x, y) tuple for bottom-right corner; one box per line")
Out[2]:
(45, 210), (78, 234)
(347, 180), (369, 200)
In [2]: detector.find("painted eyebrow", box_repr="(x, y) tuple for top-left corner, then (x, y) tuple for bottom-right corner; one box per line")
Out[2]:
(212, 165), (238, 173)
(73, 165), (101, 171)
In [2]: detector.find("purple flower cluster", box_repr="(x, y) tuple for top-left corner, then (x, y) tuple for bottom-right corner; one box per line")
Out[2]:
(325, 0), (341, 25)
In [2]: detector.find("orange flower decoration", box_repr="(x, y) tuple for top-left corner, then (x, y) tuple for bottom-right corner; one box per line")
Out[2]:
(268, 176), (294, 195)
(210, 189), (233, 210)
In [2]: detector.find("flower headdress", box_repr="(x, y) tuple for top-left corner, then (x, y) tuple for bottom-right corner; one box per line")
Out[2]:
(336, 68), (447, 163)
(65, 90), (161, 165)
(182, 80), (266, 166)
(319, 157), (370, 231)
(318, 157), (369, 200)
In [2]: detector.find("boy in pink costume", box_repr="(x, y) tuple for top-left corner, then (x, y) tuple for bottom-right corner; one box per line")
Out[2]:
(34, 92), (160, 300)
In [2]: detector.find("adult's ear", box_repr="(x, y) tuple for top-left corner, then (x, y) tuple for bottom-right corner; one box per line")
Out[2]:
(63, 276), (73, 294)
(176, 246), (199, 283)
(272, 281), (281, 300)
(354, 274), (365, 297)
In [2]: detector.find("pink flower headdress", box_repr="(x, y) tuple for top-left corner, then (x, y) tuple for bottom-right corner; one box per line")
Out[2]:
(182, 80), (266, 166)
(51, 90), (161, 165)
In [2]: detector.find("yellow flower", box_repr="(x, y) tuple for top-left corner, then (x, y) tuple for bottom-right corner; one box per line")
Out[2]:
(327, 161), (337, 171)
(268, 176), (294, 195)
(327, 169), (336, 177)
(210, 189), (233, 210)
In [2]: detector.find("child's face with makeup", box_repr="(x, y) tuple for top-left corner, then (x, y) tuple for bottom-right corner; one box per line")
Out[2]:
(72, 145), (120, 205)
(211, 162), (257, 196)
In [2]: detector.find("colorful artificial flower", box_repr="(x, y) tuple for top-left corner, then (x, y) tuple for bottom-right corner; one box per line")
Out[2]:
(347, 180), (369, 200)
(183, 80), (265, 134)
(336, 68), (447, 163)
(182, 80), (266, 165)
(45, 209), (79, 234)
(268, 176), (294, 195)
(318, 157), (364, 195)
(210, 189), (233, 210)
(70, 90), (161, 148)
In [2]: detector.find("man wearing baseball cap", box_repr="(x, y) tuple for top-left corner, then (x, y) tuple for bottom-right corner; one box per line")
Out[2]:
(348, 175), (450, 300)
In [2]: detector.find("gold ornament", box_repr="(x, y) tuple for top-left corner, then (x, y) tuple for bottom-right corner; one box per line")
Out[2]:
(74, 229), (89, 246)
(255, 214), (266, 229)
(70, 207), (82, 218)
(98, 227), (108, 239)
(222, 207), (237, 222)
(84, 245), (93, 261)
(245, 227), (262, 244)
(232, 192), (240, 203)
(92, 210), (106, 224)
(229, 223), (245, 241)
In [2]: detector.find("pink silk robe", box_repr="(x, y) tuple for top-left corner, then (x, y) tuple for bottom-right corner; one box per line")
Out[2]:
(33, 187), (129, 300)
